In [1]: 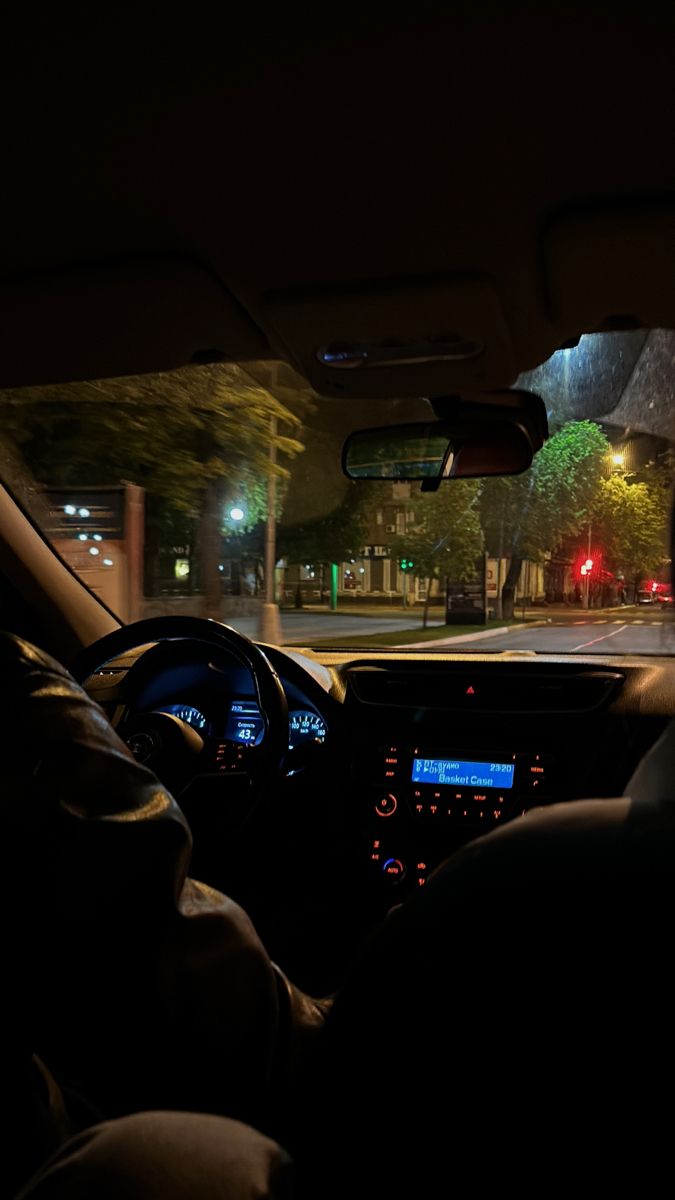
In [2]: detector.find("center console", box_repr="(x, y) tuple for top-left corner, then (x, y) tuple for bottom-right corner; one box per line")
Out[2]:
(361, 741), (554, 894)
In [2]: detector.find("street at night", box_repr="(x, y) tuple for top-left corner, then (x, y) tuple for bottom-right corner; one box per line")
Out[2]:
(217, 606), (675, 655)
(418, 611), (675, 655)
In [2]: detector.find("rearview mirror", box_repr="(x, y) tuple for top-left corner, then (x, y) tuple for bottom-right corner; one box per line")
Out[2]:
(342, 390), (548, 486)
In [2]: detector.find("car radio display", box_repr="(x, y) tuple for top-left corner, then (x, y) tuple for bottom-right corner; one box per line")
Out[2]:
(411, 757), (515, 789)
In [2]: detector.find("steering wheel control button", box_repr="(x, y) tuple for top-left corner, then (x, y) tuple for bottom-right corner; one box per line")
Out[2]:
(382, 857), (406, 881)
(375, 793), (398, 817)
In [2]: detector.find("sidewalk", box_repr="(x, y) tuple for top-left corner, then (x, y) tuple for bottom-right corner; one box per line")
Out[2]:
(285, 601), (638, 621)
(511, 602), (639, 620)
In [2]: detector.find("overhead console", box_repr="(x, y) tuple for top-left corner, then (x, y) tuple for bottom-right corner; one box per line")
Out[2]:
(260, 274), (516, 398)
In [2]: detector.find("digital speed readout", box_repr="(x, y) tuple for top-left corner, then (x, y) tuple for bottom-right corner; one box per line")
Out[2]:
(225, 701), (327, 749)
(225, 701), (265, 745)
(412, 757), (515, 789)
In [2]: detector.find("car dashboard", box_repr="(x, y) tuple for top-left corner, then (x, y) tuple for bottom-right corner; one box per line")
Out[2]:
(86, 641), (675, 994)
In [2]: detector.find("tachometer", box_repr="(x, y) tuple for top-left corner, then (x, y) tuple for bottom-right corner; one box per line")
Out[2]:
(289, 709), (327, 748)
(158, 704), (208, 731)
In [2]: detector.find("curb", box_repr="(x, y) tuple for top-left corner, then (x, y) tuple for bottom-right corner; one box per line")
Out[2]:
(399, 619), (550, 649)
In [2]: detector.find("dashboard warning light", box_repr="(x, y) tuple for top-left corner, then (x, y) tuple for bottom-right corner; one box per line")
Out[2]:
(466, 685), (475, 695)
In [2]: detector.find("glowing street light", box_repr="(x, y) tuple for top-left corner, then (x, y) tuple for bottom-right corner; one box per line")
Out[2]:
(229, 506), (245, 522)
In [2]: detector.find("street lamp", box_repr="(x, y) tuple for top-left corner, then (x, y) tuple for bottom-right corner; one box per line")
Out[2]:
(229, 506), (245, 522)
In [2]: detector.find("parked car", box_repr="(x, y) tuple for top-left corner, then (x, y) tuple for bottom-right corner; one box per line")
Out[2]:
(3, 9), (675, 1198)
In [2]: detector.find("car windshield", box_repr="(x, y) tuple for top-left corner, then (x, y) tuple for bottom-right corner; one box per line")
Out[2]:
(1, 329), (674, 656)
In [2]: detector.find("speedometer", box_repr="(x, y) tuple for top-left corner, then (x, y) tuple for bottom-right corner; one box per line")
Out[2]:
(289, 709), (327, 748)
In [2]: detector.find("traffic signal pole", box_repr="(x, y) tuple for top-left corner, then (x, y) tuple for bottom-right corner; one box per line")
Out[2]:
(582, 522), (592, 609)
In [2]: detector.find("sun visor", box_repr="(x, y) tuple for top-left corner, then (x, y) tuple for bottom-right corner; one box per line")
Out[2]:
(546, 204), (675, 334)
(0, 258), (271, 388)
(260, 276), (516, 399)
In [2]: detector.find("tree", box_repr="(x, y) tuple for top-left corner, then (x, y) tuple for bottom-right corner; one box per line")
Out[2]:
(278, 484), (370, 602)
(592, 473), (670, 596)
(0, 363), (311, 613)
(389, 480), (484, 626)
(480, 421), (609, 617)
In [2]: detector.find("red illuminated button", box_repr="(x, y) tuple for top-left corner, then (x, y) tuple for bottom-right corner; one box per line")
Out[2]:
(382, 858), (405, 880)
(375, 793), (398, 817)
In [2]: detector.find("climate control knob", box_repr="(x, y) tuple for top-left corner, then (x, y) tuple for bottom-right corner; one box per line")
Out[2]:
(382, 857), (406, 880)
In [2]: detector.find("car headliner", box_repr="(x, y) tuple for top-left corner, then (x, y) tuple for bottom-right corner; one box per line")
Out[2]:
(0, 8), (673, 398)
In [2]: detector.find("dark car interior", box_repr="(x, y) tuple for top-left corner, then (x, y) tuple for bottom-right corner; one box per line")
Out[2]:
(3, 8), (675, 1197)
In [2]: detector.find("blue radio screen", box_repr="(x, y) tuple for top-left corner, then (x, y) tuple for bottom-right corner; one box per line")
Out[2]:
(411, 757), (515, 789)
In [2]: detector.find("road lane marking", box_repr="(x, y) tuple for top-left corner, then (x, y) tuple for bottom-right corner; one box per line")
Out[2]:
(571, 624), (629, 651)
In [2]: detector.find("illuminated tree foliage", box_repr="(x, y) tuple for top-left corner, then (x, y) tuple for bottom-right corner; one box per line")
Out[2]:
(0, 363), (306, 508)
(593, 473), (670, 588)
(0, 363), (311, 609)
(480, 421), (609, 617)
(389, 480), (484, 626)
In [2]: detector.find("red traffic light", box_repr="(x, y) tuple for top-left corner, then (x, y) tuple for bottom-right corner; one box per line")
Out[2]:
(575, 548), (602, 582)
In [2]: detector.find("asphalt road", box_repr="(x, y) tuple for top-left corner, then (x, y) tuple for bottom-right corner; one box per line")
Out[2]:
(221, 607), (675, 655)
(221, 610), (445, 642)
(425, 613), (675, 656)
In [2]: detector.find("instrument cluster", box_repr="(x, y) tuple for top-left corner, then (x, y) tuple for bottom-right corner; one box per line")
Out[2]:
(157, 700), (327, 750)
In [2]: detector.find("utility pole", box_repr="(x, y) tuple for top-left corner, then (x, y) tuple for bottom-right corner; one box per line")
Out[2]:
(495, 515), (505, 620)
(259, 413), (283, 643)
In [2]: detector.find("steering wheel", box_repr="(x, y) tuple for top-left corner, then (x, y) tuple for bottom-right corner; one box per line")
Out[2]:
(69, 615), (289, 807)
